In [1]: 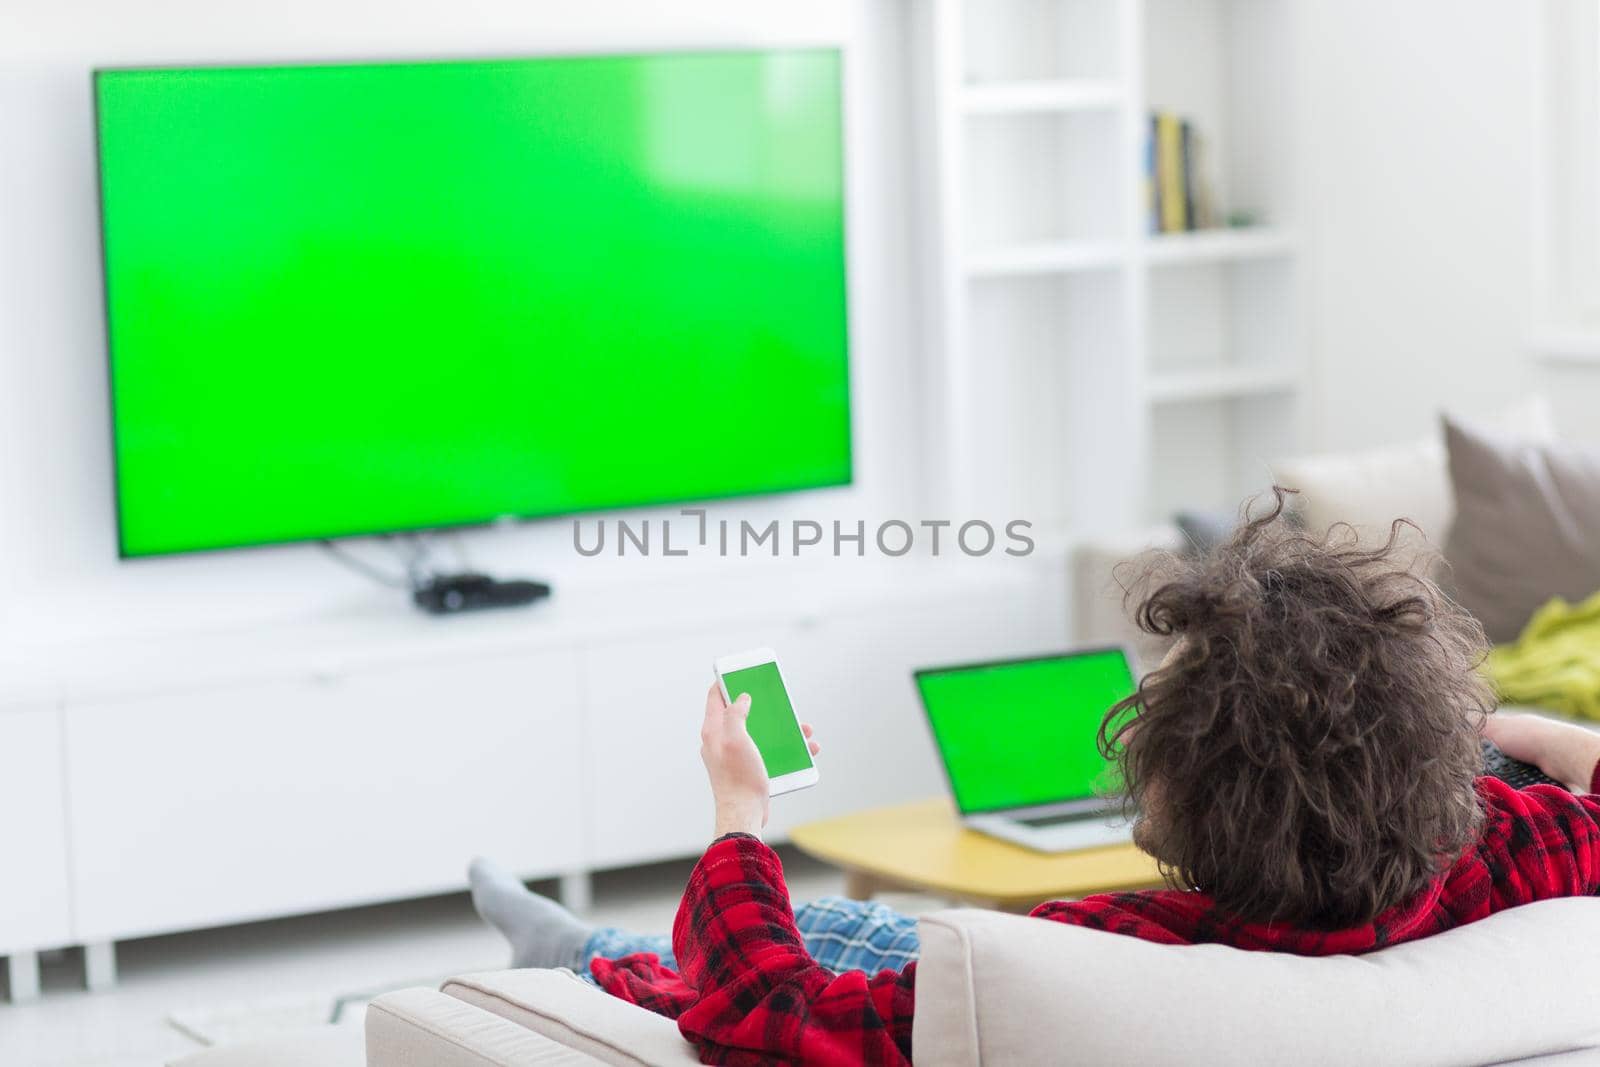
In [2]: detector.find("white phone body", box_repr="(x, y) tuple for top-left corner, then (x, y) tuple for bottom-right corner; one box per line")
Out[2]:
(713, 647), (819, 796)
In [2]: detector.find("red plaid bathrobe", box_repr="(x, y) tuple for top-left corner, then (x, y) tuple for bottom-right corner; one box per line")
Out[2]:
(593, 771), (1600, 1065)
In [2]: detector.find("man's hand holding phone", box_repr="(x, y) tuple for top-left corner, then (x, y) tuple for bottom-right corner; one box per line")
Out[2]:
(700, 682), (820, 840)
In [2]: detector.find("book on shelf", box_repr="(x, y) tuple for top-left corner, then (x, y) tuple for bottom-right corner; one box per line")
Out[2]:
(1148, 111), (1217, 234)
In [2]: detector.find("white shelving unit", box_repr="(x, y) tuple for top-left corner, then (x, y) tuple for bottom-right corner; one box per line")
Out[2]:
(967, 239), (1125, 277)
(1147, 364), (1299, 404)
(916, 0), (1303, 537)
(960, 80), (1123, 114)
(1144, 226), (1295, 265)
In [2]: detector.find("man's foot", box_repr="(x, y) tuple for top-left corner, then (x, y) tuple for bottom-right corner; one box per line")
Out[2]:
(468, 857), (593, 970)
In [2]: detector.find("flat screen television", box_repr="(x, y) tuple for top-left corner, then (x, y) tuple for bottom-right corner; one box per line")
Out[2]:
(94, 49), (850, 558)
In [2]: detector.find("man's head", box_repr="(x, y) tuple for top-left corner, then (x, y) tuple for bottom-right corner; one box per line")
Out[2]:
(1101, 489), (1493, 929)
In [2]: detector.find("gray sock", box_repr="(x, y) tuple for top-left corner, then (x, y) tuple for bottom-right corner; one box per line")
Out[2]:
(468, 857), (593, 970)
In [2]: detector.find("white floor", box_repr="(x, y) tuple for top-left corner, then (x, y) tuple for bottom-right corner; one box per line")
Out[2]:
(0, 848), (846, 1067)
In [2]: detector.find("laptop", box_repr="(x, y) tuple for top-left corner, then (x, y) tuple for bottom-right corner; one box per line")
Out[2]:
(913, 648), (1137, 854)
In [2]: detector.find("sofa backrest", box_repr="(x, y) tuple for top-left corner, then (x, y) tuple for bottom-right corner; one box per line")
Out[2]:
(912, 898), (1600, 1067)
(1271, 395), (1555, 560)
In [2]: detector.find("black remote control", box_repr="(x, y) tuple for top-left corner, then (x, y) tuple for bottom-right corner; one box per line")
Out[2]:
(1481, 739), (1565, 790)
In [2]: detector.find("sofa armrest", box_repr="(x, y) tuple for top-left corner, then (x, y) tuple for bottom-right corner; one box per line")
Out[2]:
(366, 987), (597, 1066)
(441, 970), (698, 1067)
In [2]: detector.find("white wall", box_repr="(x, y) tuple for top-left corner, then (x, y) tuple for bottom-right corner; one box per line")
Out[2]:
(1296, 0), (1544, 452)
(0, 1), (927, 650)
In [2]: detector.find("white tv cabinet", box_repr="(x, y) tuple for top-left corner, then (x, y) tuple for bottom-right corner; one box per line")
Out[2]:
(0, 557), (1065, 999)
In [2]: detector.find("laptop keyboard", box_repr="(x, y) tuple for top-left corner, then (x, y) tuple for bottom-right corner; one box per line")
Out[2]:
(1014, 811), (1101, 828)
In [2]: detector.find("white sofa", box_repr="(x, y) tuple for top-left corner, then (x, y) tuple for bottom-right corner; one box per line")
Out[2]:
(173, 898), (1600, 1066)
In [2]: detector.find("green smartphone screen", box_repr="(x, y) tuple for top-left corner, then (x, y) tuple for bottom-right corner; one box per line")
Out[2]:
(723, 662), (813, 778)
(915, 651), (1135, 814)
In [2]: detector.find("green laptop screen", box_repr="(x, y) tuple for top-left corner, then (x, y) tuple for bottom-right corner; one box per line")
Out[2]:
(916, 651), (1135, 814)
(94, 50), (850, 557)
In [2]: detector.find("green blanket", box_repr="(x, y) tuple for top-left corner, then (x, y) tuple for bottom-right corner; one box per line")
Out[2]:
(1485, 590), (1600, 721)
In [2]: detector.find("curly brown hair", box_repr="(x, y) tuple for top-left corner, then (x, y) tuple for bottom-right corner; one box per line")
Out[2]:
(1099, 488), (1494, 929)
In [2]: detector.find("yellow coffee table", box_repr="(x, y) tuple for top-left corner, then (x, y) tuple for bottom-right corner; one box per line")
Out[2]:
(789, 797), (1164, 912)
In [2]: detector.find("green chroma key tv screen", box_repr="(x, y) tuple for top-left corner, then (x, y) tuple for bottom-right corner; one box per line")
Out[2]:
(94, 49), (851, 557)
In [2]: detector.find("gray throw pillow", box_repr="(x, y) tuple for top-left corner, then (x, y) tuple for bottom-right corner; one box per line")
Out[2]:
(1442, 415), (1600, 643)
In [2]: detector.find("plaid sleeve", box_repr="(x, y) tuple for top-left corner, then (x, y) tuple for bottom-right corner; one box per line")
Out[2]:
(1030, 893), (1200, 943)
(1476, 776), (1600, 907)
(670, 835), (915, 1066)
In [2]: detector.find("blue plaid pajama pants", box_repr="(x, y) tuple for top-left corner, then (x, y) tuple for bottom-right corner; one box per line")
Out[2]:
(577, 896), (920, 982)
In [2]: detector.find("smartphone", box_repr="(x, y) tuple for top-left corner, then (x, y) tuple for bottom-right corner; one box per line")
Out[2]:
(713, 647), (819, 796)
